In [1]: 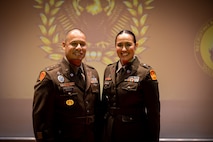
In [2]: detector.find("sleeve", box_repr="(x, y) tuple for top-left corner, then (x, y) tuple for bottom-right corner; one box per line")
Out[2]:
(91, 68), (104, 142)
(32, 71), (56, 142)
(101, 67), (109, 118)
(94, 68), (109, 142)
(142, 69), (160, 142)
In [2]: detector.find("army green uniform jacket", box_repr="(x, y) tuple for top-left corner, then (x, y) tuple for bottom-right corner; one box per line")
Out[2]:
(102, 56), (160, 142)
(33, 58), (101, 142)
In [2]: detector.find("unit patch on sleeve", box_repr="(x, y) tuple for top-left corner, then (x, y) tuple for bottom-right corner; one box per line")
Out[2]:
(39, 71), (46, 81)
(150, 70), (157, 80)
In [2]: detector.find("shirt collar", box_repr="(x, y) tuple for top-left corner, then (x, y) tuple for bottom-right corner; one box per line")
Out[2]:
(64, 56), (84, 75)
(116, 61), (123, 73)
(117, 56), (136, 73)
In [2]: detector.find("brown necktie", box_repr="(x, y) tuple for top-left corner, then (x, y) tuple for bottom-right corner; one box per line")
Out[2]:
(116, 67), (125, 83)
(77, 68), (86, 88)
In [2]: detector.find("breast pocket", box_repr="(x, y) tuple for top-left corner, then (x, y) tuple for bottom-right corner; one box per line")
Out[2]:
(121, 82), (138, 91)
(57, 84), (78, 109)
(91, 83), (100, 94)
(104, 80), (113, 90)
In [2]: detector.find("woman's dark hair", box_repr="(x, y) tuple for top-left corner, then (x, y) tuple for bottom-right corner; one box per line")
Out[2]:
(115, 30), (137, 45)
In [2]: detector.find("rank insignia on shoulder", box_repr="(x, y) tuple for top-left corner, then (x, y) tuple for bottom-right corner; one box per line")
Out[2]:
(150, 70), (157, 80)
(39, 71), (46, 81)
(142, 63), (150, 69)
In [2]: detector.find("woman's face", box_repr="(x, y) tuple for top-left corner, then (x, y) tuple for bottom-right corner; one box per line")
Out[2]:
(115, 33), (137, 65)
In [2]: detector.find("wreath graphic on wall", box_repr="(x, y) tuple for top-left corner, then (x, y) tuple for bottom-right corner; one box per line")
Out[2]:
(34, 0), (154, 65)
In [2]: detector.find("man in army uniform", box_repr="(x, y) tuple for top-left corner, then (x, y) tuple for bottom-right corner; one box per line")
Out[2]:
(33, 29), (101, 142)
(102, 30), (160, 142)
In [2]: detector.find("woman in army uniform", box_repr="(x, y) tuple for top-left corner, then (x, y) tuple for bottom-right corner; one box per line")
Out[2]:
(102, 30), (160, 142)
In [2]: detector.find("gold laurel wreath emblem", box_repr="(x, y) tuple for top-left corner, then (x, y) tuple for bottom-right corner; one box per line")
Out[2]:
(34, 0), (154, 63)
(102, 0), (154, 64)
(34, 0), (64, 61)
(123, 0), (153, 55)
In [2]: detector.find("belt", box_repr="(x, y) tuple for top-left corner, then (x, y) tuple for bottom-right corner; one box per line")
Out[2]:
(108, 107), (146, 116)
(75, 115), (95, 125)
(104, 109), (146, 141)
(108, 107), (120, 116)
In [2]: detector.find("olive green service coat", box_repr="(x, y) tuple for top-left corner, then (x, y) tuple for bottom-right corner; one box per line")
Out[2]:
(33, 58), (101, 142)
(102, 56), (160, 142)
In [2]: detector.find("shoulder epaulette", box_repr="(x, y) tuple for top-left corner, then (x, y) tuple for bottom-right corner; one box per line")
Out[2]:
(86, 64), (95, 69)
(107, 62), (117, 67)
(140, 63), (151, 69)
(141, 63), (158, 80)
(107, 63), (114, 66)
(45, 64), (60, 71)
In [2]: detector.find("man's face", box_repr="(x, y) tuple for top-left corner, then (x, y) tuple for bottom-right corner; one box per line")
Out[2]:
(63, 30), (87, 66)
(116, 33), (137, 65)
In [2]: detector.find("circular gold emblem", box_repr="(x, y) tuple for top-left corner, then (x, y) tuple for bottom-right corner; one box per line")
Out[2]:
(194, 20), (213, 77)
(66, 99), (74, 106)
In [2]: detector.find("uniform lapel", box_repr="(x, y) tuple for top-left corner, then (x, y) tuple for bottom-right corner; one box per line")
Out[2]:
(60, 58), (86, 91)
(60, 58), (75, 81)
(110, 63), (116, 85)
(83, 64), (91, 91)
(116, 68), (129, 85)
(116, 58), (139, 85)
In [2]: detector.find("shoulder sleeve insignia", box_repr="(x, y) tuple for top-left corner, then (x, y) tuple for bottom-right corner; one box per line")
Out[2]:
(150, 69), (157, 80)
(39, 71), (46, 81)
